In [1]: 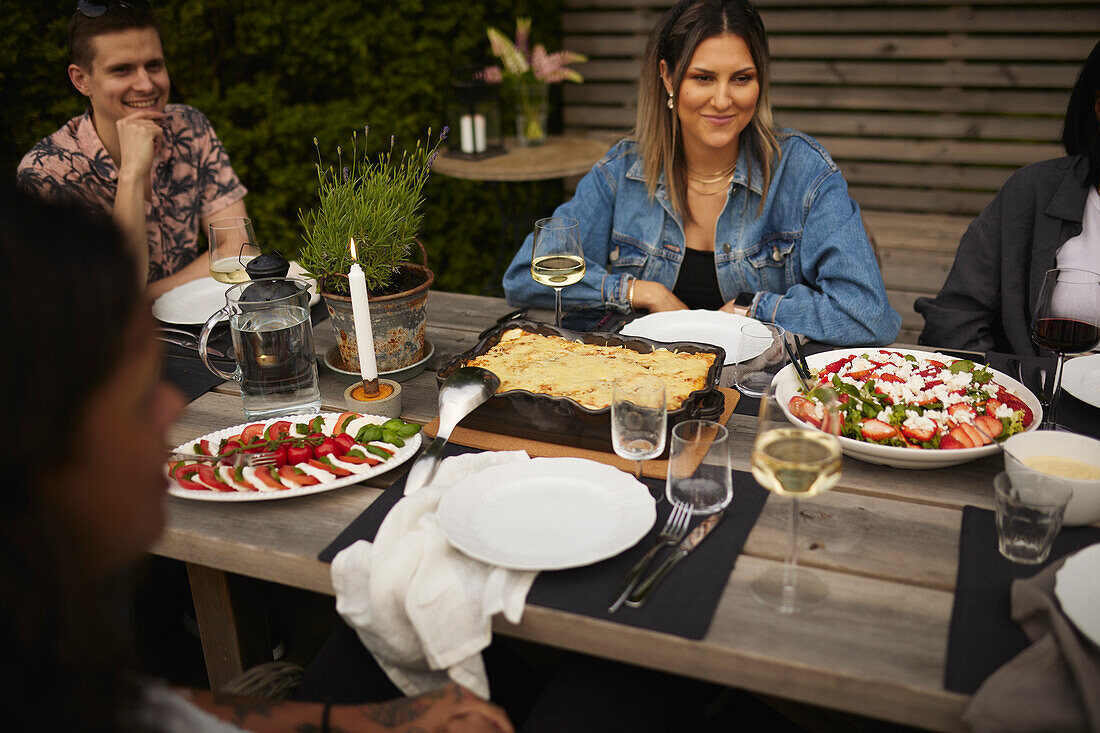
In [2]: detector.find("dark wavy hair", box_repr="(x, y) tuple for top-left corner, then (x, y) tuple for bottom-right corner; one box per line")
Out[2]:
(1062, 40), (1100, 186)
(0, 182), (146, 731)
(68, 2), (161, 68)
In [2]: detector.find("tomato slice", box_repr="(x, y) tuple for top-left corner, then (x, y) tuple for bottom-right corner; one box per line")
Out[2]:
(339, 454), (381, 466)
(241, 423), (267, 442)
(265, 420), (293, 441)
(309, 458), (351, 477)
(251, 466), (285, 490)
(333, 412), (360, 435)
(171, 463), (208, 491)
(197, 464), (233, 492)
(278, 465), (321, 486)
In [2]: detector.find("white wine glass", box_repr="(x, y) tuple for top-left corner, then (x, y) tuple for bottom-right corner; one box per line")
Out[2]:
(531, 216), (585, 327)
(1029, 267), (1100, 430)
(611, 375), (667, 481)
(750, 381), (842, 613)
(209, 217), (261, 283)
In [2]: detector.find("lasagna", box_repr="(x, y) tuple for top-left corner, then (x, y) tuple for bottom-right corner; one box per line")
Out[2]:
(464, 328), (715, 410)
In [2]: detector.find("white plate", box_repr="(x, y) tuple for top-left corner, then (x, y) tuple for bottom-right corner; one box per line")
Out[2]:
(1062, 353), (1100, 409)
(152, 262), (320, 325)
(1055, 543), (1100, 648)
(437, 457), (656, 570)
(167, 412), (421, 501)
(620, 310), (766, 364)
(773, 348), (1043, 469)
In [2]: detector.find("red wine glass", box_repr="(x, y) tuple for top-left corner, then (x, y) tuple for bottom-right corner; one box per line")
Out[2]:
(1029, 268), (1100, 430)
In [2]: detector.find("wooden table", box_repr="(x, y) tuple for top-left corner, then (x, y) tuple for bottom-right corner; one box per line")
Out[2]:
(155, 291), (1028, 731)
(432, 136), (610, 295)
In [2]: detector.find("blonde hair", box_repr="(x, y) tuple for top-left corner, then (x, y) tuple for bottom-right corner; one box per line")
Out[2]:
(635, 0), (780, 221)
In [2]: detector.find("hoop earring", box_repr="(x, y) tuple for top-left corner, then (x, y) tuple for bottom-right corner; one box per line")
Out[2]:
(667, 90), (674, 110)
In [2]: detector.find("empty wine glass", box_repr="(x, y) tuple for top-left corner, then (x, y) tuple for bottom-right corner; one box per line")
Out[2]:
(611, 374), (667, 481)
(751, 381), (842, 613)
(1029, 267), (1100, 430)
(531, 217), (585, 327)
(209, 217), (261, 284)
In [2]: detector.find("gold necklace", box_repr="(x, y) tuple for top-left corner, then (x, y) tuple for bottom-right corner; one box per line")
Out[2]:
(686, 163), (736, 185)
(687, 177), (732, 196)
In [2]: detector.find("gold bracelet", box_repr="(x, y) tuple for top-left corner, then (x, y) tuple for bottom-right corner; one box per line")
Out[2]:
(627, 279), (636, 310)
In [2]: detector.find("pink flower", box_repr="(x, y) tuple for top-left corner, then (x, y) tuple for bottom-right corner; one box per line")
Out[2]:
(482, 17), (586, 86)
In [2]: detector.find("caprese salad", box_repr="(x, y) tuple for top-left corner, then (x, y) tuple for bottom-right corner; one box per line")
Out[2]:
(168, 412), (422, 493)
(788, 350), (1035, 450)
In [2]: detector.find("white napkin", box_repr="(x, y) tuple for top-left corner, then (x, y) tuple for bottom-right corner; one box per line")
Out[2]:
(331, 450), (537, 700)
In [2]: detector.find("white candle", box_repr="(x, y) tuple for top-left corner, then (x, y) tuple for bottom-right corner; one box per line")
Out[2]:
(347, 239), (378, 382)
(459, 114), (475, 154)
(473, 113), (487, 153)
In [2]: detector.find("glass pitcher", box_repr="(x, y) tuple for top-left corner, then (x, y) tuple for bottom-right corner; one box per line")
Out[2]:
(199, 277), (321, 420)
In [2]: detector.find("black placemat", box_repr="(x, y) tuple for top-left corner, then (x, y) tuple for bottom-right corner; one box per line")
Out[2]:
(986, 352), (1099, 439)
(944, 505), (1100, 694)
(319, 443), (769, 640)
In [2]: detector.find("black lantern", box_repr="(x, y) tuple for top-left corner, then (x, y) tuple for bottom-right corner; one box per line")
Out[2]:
(447, 69), (504, 160)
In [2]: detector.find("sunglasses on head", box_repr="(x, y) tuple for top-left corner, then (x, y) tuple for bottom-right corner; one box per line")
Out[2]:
(77, 0), (150, 18)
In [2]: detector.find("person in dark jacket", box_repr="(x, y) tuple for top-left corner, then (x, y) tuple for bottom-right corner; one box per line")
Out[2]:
(915, 41), (1100, 355)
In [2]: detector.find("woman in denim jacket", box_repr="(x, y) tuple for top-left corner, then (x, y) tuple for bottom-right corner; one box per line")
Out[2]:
(503, 0), (900, 346)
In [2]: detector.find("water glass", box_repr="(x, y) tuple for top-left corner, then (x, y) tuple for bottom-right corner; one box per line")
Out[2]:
(611, 375), (667, 480)
(666, 420), (732, 514)
(208, 217), (261, 284)
(734, 322), (789, 398)
(993, 471), (1072, 565)
(199, 277), (321, 420)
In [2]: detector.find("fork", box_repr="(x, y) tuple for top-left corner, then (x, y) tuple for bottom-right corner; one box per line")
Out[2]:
(607, 500), (692, 613)
(168, 450), (278, 468)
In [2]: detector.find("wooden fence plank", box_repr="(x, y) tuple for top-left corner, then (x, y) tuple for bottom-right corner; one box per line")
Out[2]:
(817, 135), (1063, 166)
(772, 111), (1061, 144)
(770, 86), (1068, 115)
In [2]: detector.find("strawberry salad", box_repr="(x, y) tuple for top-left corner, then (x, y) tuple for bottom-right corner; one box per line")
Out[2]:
(169, 412), (422, 493)
(788, 350), (1035, 450)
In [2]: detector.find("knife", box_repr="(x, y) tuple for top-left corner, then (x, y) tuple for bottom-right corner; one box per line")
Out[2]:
(624, 508), (728, 608)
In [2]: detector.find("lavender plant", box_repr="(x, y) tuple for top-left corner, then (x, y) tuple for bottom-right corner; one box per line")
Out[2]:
(297, 126), (446, 295)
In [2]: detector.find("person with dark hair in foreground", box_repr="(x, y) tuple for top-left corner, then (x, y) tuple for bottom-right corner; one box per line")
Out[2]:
(916, 40), (1100, 355)
(503, 0), (899, 346)
(17, 0), (248, 299)
(0, 183), (512, 732)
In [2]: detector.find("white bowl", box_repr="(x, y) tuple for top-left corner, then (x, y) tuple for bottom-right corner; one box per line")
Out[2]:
(773, 348), (1043, 469)
(1002, 431), (1100, 526)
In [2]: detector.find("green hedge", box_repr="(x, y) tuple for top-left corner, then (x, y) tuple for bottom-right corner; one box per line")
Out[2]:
(1, 0), (565, 294)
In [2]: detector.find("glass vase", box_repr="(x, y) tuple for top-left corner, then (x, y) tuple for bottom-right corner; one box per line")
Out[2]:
(514, 80), (549, 146)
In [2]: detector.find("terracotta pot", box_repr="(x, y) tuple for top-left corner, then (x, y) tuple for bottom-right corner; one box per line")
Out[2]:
(322, 244), (434, 373)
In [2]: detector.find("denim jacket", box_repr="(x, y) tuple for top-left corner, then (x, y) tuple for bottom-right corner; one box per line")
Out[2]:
(503, 132), (901, 346)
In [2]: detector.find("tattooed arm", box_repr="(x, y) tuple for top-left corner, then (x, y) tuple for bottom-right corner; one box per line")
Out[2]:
(175, 682), (514, 733)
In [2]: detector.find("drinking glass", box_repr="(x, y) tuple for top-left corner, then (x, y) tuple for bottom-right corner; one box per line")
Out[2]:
(1029, 268), (1100, 430)
(611, 375), (667, 481)
(666, 420), (732, 514)
(750, 381), (842, 613)
(993, 471), (1071, 564)
(209, 217), (262, 284)
(734, 322), (789, 398)
(531, 217), (585, 327)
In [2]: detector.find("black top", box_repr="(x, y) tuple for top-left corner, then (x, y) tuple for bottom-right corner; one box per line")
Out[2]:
(673, 248), (724, 310)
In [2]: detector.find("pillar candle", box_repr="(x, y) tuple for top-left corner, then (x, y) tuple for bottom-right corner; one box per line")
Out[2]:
(347, 239), (378, 382)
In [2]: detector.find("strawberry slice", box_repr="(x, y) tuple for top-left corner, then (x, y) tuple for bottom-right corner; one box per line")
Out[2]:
(788, 395), (823, 427)
(958, 423), (988, 446)
(973, 415), (1004, 441)
(824, 356), (855, 374)
(901, 423), (934, 443)
(997, 391), (1034, 427)
(877, 373), (906, 384)
(984, 398), (1004, 415)
(860, 418), (898, 442)
(947, 403), (977, 422)
(945, 426), (976, 449)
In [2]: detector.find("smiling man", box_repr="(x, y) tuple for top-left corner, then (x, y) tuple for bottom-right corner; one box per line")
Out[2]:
(18, 0), (247, 298)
